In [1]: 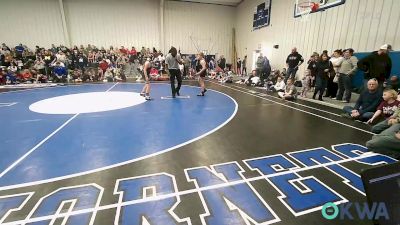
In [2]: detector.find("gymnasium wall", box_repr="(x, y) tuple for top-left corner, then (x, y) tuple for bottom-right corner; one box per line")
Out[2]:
(0, 0), (234, 60)
(235, 0), (400, 74)
(63, 0), (160, 49)
(0, 0), (66, 48)
(164, 1), (235, 59)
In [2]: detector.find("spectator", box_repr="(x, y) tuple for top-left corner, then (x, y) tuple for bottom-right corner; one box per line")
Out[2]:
(278, 78), (297, 100)
(76, 53), (88, 72)
(0, 68), (5, 85)
(341, 79), (382, 121)
(33, 58), (45, 76)
(262, 56), (271, 85)
(208, 57), (215, 71)
(103, 68), (114, 82)
(326, 49), (344, 98)
(270, 76), (285, 92)
(242, 55), (247, 76)
(374, 107), (400, 133)
(255, 54), (265, 81)
(385, 75), (399, 93)
(368, 89), (400, 133)
(116, 54), (127, 69)
(88, 51), (95, 64)
(119, 46), (127, 55)
(307, 53), (319, 88)
(53, 62), (67, 82)
(366, 124), (400, 159)
(336, 49), (358, 103)
(8, 62), (18, 73)
(245, 70), (257, 86)
(43, 50), (54, 76)
(0, 51), (5, 66)
(182, 56), (190, 77)
(300, 69), (312, 97)
(1, 43), (10, 52)
(31, 68), (47, 83)
(99, 59), (109, 73)
(218, 55), (226, 70)
(71, 68), (82, 82)
(18, 69), (33, 83)
(237, 58), (241, 75)
(128, 47), (137, 58)
(312, 54), (333, 101)
(285, 47), (304, 83)
(358, 44), (392, 89)
(15, 44), (24, 59)
(55, 51), (66, 64)
(5, 69), (17, 84)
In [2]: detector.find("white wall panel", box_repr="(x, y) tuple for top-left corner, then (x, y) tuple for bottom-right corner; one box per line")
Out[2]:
(235, 0), (400, 74)
(0, 0), (65, 48)
(164, 1), (235, 61)
(63, 0), (160, 49)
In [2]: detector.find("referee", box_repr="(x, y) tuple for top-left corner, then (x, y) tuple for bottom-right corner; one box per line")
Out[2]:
(165, 47), (183, 98)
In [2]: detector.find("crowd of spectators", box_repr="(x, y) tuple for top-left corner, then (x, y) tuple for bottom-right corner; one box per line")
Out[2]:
(235, 43), (399, 159)
(0, 43), (175, 84)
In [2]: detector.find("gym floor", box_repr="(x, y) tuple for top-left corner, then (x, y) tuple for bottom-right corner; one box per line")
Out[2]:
(0, 81), (397, 225)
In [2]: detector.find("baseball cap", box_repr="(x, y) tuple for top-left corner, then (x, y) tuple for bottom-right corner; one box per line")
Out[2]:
(380, 44), (393, 51)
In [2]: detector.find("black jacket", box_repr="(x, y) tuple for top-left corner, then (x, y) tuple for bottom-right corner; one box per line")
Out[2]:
(357, 51), (392, 82)
(316, 60), (333, 80)
(286, 52), (304, 68)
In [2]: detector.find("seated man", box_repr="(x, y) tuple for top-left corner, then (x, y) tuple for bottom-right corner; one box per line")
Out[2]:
(385, 75), (399, 93)
(366, 123), (400, 159)
(278, 78), (297, 100)
(53, 62), (67, 83)
(342, 79), (382, 121)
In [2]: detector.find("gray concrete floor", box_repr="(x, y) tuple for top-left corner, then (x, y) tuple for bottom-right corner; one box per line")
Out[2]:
(298, 88), (359, 110)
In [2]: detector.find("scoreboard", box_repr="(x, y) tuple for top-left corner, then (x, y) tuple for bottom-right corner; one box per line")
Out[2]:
(253, 0), (271, 30)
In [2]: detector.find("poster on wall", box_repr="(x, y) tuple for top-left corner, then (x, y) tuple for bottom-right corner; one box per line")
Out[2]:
(253, 0), (271, 30)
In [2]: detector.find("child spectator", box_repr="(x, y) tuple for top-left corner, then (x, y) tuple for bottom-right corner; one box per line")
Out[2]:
(278, 78), (297, 100)
(300, 70), (312, 97)
(270, 76), (286, 92)
(368, 89), (400, 129)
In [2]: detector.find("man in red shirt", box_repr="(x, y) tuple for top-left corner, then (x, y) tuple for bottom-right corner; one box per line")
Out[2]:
(119, 46), (127, 55)
(128, 47), (137, 56)
(99, 60), (109, 73)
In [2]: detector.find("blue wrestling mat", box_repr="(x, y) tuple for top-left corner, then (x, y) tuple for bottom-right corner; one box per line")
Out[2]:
(0, 83), (237, 189)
